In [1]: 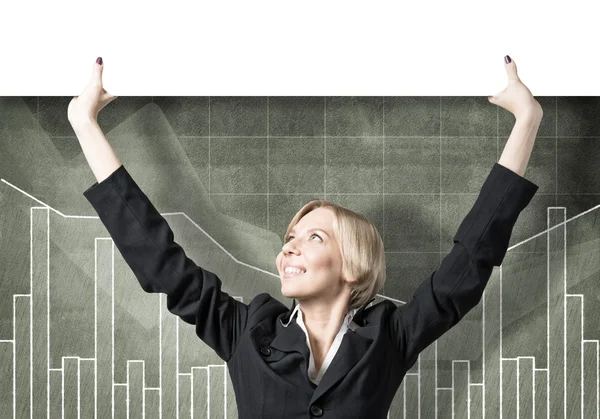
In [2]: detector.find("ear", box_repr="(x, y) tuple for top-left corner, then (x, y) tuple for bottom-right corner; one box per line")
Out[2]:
(341, 267), (357, 285)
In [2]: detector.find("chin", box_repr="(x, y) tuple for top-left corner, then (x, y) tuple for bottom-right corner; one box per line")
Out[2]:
(280, 283), (301, 299)
(280, 284), (293, 296)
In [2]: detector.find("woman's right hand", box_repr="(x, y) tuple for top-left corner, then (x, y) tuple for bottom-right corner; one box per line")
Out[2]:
(487, 56), (542, 120)
(68, 57), (118, 126)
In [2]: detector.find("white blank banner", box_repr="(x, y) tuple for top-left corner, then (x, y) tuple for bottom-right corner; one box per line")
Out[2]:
(0, 0), (598, 96)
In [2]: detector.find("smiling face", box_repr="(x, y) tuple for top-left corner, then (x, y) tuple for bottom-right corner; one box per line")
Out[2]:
(276, 207), (351, 304)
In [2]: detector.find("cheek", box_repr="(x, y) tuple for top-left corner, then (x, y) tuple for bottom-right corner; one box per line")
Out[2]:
(319, 251), (339, 268)
(308, 257), (338, 277)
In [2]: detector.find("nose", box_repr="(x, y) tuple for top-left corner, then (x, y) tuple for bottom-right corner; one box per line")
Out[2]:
(282, 238), (299, 254)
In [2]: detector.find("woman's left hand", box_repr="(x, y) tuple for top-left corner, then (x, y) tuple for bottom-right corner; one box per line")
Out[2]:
(488, 56), (543, 120)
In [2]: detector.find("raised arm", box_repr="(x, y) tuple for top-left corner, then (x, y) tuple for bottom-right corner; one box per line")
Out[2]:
(68, 57), (121, 183)
(387, 56), (543, 370)
(388, 162), (539, 370)
(81, 164), (258, 362)
(70, 58), (263, 362)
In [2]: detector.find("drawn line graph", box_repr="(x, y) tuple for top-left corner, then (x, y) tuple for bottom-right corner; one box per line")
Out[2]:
(1, 174), (599, 418)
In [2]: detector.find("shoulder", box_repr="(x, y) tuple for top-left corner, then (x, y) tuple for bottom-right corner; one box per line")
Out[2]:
(246, 292), (289, 325)
(358, 296), (398, 325)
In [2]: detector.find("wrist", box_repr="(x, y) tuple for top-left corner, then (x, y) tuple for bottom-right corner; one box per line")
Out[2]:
(516, 102), (543, 122)
(71, 116), (98, 132)
(516, 108), (543, 123)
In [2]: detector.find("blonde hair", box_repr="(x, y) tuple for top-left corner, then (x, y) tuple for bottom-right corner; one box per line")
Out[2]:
(283, 200), (386, 310)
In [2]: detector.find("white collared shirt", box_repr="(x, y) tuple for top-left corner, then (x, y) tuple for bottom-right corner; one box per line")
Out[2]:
(281, 304), (359, 385)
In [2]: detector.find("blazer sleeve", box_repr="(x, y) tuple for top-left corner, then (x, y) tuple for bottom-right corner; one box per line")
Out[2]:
(83, 164), (257, 362)
(387, 163), (539, 371)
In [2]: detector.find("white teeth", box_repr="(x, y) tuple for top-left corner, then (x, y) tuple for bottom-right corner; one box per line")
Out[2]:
(284, 267), (306, 274)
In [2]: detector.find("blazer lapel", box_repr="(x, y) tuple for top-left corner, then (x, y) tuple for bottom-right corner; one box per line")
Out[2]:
(308, 297), (378, 404)
(270, 297), (380, 402)
(269, 320), (310, 361)
(270, 297), (309, 358)
(309, 323), (378, 404)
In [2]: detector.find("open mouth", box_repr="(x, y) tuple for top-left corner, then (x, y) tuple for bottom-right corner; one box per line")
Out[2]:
(283, 269), (307, 278)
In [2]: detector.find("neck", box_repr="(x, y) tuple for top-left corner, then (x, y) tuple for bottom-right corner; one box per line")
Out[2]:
(297, 298), (350, 344)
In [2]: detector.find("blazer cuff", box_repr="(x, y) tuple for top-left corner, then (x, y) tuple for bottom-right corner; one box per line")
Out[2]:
(452, 162), (539, 264)
(83, 164), (127, 208)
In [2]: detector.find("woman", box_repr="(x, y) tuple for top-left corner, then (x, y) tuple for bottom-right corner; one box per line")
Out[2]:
(70, 56), (542, 418)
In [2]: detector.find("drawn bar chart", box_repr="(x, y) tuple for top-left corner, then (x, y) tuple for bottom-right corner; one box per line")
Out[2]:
(387, 203), (600, 418)
(0, 196), (599, 418)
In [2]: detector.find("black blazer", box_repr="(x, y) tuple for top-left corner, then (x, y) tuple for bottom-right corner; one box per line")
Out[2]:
(83, 162), (538, 419)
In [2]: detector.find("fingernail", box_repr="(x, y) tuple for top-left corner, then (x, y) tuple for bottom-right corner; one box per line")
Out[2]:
(504, 55), (511, 64)
(96, 57), (103, 65)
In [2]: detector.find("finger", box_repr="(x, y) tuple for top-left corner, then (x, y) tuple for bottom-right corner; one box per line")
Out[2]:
(101, 91), (118, 103)
(504, 55), (520, 82)
(487, 85), (505, 102)
(98, 94), (118, 111)
(101, 89), (117, 99)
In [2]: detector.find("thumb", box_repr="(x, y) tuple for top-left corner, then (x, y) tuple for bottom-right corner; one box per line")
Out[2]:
(92, 56), (103, 86)
(488, 84), (507, 104)
(504, 55), (520, 82)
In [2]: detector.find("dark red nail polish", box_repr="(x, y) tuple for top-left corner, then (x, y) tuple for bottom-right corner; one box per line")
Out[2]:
(96, 57), (103, 65)
(504, 55), (511, 64)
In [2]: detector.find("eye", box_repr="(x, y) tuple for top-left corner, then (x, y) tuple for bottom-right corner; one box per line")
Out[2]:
(284, 233), (322, 243)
